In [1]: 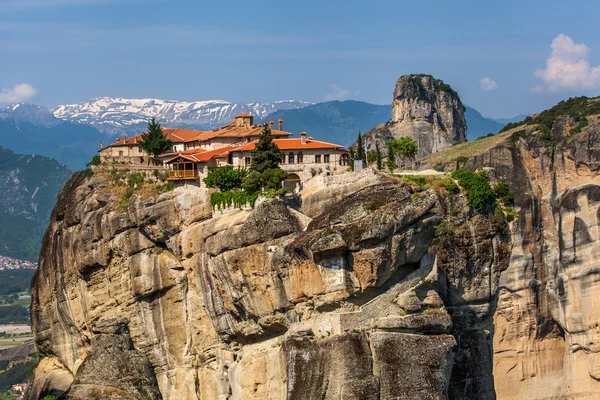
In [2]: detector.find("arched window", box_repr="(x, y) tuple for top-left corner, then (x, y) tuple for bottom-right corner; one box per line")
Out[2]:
(288, 152), (294, 164)
(297, 152), (303, 163)
(340, 154), (350, 166)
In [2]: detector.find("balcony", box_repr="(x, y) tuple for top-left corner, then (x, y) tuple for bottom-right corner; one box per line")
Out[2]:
(168, 169), (199, 181)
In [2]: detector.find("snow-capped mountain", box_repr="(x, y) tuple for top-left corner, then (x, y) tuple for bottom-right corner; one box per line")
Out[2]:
(52, 97), (313, 136)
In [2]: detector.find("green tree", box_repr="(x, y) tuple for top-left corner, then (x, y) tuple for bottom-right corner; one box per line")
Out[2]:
(394, 137), (418, 159)
(241, 170), (263, 192)
(349, 148), (356, 171)
(357, 132), (366, 161)
(261, 168), (287, 190)
(140, 117), (173, 165)
(86, 155), (101, 167)
(203, 166), (247, 191)
(251, 123), (283, 173)
(366, 150), (377, 164)
(375, 143), (383, 170)
(386, 158), (397, 172)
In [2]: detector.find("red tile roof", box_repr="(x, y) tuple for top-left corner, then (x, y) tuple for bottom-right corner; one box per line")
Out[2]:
(162, 145), (240, 164)
(235, 138), (346, 152)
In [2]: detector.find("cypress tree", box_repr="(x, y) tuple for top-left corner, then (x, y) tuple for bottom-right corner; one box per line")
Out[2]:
(251, 122), (284, 173)
(140, 117), (173, 165)
(376, 143), (382, 170)
(357, 132), (366, 161)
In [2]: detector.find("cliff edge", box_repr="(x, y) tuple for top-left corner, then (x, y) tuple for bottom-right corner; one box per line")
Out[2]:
(26, 167), (509, 399)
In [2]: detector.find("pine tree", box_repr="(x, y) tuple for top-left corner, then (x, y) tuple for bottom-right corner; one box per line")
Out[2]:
(376, 143), (382, 170)
(251, 122), (284, 173)
(349, 148), (355, 171)
(140, 117), (173, 165)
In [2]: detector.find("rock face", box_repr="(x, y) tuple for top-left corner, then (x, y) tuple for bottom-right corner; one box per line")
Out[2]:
(427, 102), (600, 399)
(26, 166), (509, 399)
(363, 74), (467, 159)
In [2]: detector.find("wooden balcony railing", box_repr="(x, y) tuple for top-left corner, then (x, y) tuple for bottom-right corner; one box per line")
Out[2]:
(168, 169), (199, 181)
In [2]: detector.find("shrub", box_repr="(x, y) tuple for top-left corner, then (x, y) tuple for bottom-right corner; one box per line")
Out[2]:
(261, 168), (287, 190)
(493, 182), (514, 204)
(452, 169), (496, 212)
(86, 155), (101, 167)
(444, 180), (460, 193)
(203, 166), (247, 191)
(504, 207), (518, 222)
(432, 162), (444, 172)
(435, 221), (456, 238)
(386, 158), (397, 172)
(241, 170), (263, 192)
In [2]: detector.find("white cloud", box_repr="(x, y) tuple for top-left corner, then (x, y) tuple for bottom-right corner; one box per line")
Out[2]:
(323, 85), (360, 101)
(479, 77), (498, 91)
(0, 83), (37, 103)
(534, 34), (600, 91)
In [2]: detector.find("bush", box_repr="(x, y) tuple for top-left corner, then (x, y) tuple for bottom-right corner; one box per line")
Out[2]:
(386, 158), (397, 172)
(86, 155), (101, 167)
(444, 180), (460, 193)
(210, 190), (259, 210)
(452, 169), (496, 212)
(432, 162), (444, 172)
(493, 182), (514, 204)
(261, 168), (287, 190)
(241, 170), (263, 192)
(203, 166), (247, 192)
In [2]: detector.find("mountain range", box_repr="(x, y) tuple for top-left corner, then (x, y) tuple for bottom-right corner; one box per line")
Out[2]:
(0, 147), (72, 261)
(0, 104), (106, 170)
(52, 98), (312, 137)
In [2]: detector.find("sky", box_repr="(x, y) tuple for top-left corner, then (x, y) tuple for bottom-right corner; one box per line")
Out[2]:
(1, 0), (600, 118)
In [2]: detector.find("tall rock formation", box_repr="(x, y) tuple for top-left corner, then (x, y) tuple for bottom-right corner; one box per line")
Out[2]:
(25, 167), (509, 400)
(424, 96), (600, 399)
(363, 74), (467, 159)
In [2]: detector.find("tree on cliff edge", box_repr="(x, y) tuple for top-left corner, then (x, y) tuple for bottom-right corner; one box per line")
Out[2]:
(140, 117), (173, 165)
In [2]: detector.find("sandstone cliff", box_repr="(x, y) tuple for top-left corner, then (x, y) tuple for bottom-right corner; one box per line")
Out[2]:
(26, 167), (510, 400)
(363, 74), (467, 159)
(425, 96), (600, 399)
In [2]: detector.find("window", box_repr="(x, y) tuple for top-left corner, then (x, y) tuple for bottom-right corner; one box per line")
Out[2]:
(119, 151), (123, 157)
(245, 157), (251, 166)
(281, 155), (286, 164)
(315, 155), (321, 163)
(288, 153), (294, 164)
(324, 154), (330, 163)
(297, 152), (303, 163)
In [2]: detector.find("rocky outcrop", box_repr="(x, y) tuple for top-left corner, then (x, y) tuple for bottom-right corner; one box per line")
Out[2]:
(26, 165), (509, 399)
(426, 101), (600, 399)
(363, 74), (467, 159)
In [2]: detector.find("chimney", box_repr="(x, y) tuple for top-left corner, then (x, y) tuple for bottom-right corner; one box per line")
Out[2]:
(269, 120), (274, 131)
(258, 123), (262, 128)
(115, 137), (119, 142)
(300, 131), (307, 145)
(278, 118), (283, 131)
(99, 141), (103, 149)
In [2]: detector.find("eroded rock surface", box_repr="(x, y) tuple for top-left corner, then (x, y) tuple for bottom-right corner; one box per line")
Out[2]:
(26, 169), (509, 399)
(363, 74), (467, 159)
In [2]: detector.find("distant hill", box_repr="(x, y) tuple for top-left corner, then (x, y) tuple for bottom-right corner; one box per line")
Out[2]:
(265, 101), (391, 146)
(0, 104), (105, 170)
(0, 147), (72, 261)
(464, 106), (505, 141)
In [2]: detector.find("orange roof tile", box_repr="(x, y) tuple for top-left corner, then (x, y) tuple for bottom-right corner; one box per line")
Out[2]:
(234, 138), (346, 152)
(163, 145), (241, 164)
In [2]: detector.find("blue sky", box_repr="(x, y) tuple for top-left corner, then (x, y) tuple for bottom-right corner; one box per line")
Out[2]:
(1, 0), (600, 118)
